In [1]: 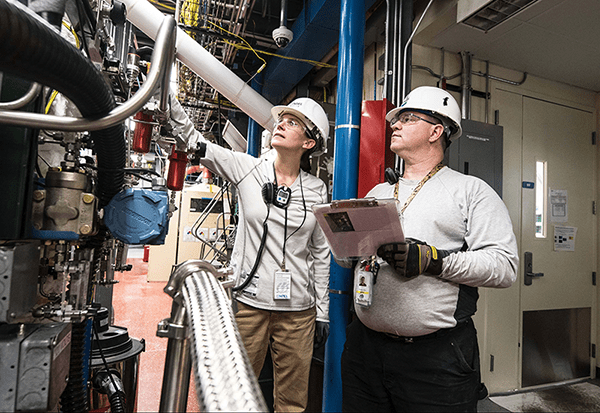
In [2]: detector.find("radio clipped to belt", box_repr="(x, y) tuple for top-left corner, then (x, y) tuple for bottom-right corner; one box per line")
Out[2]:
(355, 256), (379, 307)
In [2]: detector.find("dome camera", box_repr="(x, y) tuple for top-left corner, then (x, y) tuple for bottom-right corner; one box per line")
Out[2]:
(272, 26), (293, 48)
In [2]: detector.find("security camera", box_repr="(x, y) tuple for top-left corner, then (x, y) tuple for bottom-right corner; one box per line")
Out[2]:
(272, 26), (293, 48)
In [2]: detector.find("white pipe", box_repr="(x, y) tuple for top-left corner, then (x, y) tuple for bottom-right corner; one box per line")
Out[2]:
(122, 0), (275, 131)
(401, 0), (434, 99)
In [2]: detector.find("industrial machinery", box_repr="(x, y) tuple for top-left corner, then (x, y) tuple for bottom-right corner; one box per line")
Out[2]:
(0, 0), (267, 411)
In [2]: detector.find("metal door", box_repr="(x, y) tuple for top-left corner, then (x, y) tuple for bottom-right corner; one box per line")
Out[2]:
(519, 96), (596, 387)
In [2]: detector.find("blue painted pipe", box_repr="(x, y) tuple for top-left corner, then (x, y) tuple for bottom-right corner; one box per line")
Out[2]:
(246, 72), (264, 157)
(322, 0), (365, 411)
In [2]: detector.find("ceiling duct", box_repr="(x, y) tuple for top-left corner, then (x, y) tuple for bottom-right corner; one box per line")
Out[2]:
(457, 0), (539, 32)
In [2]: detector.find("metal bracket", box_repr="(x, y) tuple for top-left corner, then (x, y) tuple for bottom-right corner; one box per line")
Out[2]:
(156, 318), (187, 339)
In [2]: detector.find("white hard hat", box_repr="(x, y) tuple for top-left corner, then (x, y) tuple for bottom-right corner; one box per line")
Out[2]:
(271, 97), (330, 156)
(386, 86), (463, 140)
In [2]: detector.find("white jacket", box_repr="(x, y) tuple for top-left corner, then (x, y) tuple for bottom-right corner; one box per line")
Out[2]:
(200, 144), (331, 321)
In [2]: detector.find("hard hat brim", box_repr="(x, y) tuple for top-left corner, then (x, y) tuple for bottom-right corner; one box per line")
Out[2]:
(271, 105), (314, 134)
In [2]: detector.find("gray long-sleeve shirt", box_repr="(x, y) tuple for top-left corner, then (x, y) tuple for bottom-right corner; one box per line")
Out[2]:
(355, 166), (518, 336)
(201, 144), (331, 321)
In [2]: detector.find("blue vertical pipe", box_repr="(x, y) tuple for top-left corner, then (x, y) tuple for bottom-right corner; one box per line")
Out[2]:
(323, 0), (365, 411)
(246, 71), (264, 157)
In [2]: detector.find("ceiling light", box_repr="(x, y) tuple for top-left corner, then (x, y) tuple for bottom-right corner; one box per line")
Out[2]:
(459, 0), (539, 32)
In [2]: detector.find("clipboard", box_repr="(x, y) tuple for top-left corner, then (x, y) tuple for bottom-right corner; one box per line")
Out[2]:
(312, 198), (404, 259)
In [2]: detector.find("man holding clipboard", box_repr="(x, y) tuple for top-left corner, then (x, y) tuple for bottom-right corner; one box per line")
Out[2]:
(337, 87), (519, 412)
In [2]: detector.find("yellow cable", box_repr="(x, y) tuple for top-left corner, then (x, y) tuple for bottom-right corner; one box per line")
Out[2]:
(45, 90), (59, 114)
(61, 21), (80, 49)
(149, 0), (175, 12)
(206, 20), (267, 69)
(225, 41), (337, 69)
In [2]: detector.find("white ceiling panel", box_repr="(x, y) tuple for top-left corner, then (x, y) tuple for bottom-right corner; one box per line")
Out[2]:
(415, 0), (600, 91)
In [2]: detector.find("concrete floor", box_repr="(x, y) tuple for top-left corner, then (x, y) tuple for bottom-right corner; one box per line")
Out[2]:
(479, 379), (600, 412)
(112, 255), (199, 412)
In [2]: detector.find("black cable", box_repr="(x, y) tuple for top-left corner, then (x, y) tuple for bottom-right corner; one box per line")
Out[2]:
(129, 172), (153, 182)
(123, 168), (161, 176)
(74, 0), (92, 58)
(285, 172), (306, 242)
(92, 323), (122, 400)
(282, 208), (287, 266)
(36, 157), (44, 178)
(38, 154), (50, 167)
(232, 206), (270, 292)
(78, 0), (97, 33)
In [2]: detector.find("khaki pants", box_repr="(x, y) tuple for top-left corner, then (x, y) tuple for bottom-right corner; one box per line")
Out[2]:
(235, 301), (316, 412)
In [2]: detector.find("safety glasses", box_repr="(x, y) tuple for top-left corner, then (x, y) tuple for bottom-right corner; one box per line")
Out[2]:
(275, 116), (306, 132)
(390, 112), (439, 126)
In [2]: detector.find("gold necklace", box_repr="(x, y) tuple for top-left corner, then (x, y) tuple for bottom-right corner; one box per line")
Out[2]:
(394, 162), (444, 214)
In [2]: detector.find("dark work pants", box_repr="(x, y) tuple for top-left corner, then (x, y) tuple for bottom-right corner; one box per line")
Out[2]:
(341, 317), (481, 412)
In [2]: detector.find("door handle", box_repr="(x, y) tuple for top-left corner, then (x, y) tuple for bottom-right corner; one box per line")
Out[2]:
(524, 251), (544, 286)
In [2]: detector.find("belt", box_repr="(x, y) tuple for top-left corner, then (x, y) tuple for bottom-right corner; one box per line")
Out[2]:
(382, 320), (469, 344)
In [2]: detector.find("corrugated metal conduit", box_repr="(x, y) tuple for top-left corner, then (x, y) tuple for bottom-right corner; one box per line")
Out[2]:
(159, 260), (267, 412)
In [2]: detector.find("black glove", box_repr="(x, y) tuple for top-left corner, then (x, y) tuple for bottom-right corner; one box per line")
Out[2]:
(377, 239), (449, 278)
(314, 321), (330, 348)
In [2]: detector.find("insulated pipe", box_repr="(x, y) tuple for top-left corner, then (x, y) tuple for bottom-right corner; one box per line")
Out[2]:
(323, 0), (365, 411)
(120, 0), (275, 131)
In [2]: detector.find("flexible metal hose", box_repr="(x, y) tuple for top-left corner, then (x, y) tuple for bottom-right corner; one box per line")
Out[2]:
(181, 266), (267, 412)
(0, 0), (125, 206)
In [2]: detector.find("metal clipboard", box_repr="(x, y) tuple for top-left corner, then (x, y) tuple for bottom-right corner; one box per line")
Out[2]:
(312, 198), (404, 259)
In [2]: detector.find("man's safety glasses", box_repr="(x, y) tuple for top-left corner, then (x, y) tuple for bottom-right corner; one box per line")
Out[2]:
(390, 112), (439, 126)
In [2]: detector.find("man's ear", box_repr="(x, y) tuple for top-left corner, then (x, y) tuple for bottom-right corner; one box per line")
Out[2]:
(428, 124), (445, 144)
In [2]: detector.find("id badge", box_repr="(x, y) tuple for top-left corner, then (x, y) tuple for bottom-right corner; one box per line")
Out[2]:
(274, 270), (292, 300)
(355, 269), (373, 307)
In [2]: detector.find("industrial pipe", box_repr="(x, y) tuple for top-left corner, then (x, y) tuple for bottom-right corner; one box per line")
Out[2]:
(324, 0), (365, 411)
(0, 15), (177, 132)
(158, 299), (193, 413)
(460, 51), (472, 120)
(0, 0), (130, 205)
(401, 0), (434, 99)
(0, 82), (42, 109)
(120, 0), (276, 132)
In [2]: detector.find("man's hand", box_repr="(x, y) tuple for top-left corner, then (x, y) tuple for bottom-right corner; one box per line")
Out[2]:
(376, 239), (448, 278)
(314, 321), (329, 348)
